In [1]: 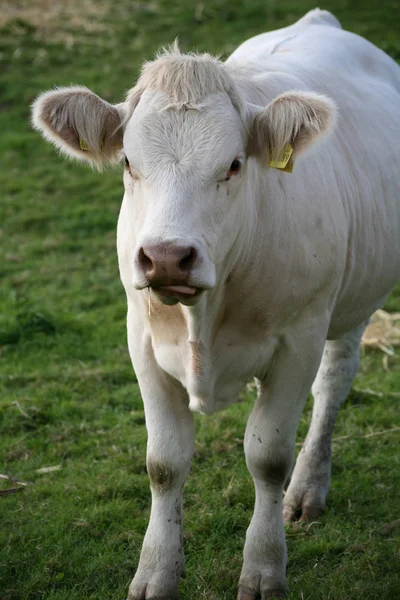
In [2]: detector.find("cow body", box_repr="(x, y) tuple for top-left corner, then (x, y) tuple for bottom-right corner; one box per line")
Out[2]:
(32, 9), (400, 599)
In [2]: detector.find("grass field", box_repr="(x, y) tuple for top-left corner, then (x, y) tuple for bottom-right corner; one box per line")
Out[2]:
(1, 1), (400, 599)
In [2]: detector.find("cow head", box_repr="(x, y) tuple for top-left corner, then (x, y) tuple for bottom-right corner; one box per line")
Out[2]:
(32, 48), (336, 306)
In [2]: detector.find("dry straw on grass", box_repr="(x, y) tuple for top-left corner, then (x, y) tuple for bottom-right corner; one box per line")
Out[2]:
(361, 309), (400, 355)
(0, 473), (28, 496)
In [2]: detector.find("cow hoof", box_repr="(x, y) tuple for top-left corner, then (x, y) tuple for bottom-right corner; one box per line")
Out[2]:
(283, 503), (325, 523)
(128, 592), (180, 600)
(127, 558), (185, 600)
(238, 584), (287, 600)
(283, 495), (325, 523)
(237, 586), (259, 600)
(262, 591), (288, 600)
(127, 580), (180, 600)
(283, 481), (327, 523)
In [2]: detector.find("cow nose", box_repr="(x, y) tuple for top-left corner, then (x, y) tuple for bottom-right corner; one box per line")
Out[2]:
(138, 244), (197, 285)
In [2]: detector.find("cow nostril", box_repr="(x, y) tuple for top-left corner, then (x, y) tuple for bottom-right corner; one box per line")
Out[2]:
(138, 244), (197, 281)
(138, 247), (154, 273)
(179, 247), (197, 272)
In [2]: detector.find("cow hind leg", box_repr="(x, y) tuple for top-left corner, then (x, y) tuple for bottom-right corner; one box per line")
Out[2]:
(283, 321), (367, 522)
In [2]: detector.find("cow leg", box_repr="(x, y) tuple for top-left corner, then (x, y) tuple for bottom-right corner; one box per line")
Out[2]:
(239, 316), (327, 599)
(283, 322), (367, 522)
(127, 328), (194, 600)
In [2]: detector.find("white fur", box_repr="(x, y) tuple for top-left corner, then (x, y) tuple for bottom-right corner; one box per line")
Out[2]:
(32, 8), (400, 599)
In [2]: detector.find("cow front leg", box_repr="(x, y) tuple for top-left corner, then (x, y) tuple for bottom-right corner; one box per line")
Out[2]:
(127, 337), (194, 600)
(283, 322), (367, 522)
(238, 319), (327, 599)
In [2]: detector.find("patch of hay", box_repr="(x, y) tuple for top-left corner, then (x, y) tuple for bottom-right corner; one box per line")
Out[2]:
(361, 309), (400, 355)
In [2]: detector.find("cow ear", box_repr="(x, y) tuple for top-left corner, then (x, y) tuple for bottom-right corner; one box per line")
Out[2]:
(31, 86), (126, 169)
(247, 91), (336, 167)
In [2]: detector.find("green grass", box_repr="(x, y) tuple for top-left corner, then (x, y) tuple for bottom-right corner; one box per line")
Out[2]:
(1, 1), (400, 599)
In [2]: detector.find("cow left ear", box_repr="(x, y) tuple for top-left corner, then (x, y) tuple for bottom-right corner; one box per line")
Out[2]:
(247, 91), (337, 167)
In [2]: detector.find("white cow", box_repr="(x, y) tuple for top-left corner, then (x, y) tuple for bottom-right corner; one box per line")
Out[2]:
(32, 8), (400, 599)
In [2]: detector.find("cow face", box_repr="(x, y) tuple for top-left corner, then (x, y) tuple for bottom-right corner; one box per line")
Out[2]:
(121, 90), (248, 305)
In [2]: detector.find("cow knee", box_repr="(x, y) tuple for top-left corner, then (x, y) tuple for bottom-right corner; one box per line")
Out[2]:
(147, 452), (191, 493)
(147, 460), (179, 493)
(246, 443), (293, 486)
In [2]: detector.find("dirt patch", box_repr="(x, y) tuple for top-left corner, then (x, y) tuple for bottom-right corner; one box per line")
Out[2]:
(0, 0), (111, 43)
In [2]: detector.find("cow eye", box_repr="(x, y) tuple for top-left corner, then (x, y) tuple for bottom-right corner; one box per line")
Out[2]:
(124, 155), (134, 177)
(228, 158), (241, 176)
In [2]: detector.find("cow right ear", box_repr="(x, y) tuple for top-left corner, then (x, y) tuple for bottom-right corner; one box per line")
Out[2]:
(31, 86), (126, 170)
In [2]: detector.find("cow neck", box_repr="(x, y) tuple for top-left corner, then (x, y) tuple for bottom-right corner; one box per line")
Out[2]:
(180, 280), (227, 412)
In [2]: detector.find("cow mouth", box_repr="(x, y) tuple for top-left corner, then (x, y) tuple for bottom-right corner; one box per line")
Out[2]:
(152, 285), (203, 305)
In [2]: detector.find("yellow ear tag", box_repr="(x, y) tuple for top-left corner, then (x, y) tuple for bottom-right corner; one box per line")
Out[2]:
(79, 138), (89, 151)
(269, 143), (293, 172)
